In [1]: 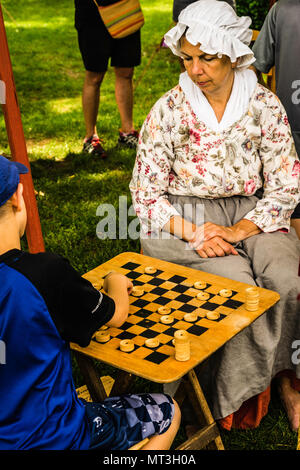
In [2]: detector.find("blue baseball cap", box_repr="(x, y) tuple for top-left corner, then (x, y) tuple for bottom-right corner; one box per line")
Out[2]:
(0, 155), (29, 207)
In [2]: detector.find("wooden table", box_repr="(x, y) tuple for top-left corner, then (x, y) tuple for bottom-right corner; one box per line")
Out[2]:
(71, 252), (280, 450)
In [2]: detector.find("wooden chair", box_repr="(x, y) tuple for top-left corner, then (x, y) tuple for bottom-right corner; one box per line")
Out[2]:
(76, 378), (149, 450)
(252, 30), (276, 93)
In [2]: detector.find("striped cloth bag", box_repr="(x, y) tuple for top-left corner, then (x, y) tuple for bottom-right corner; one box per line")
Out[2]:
(94, 0), (144, 39)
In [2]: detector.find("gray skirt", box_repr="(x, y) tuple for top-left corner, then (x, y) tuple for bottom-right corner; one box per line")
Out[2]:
(141, 194), (300, 420)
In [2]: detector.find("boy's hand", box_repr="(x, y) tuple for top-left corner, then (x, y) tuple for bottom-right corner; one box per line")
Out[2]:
(103, 272), (132, 328)
(103, 271), (133, 295)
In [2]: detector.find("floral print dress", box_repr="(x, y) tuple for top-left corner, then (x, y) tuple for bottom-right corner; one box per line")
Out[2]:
(130, 83), (300, 234)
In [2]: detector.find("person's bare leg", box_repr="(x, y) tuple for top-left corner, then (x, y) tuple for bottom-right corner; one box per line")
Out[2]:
(278, 376), (300, 431)
(82, 70), (106, 139)
(134, 400), (181, 451)
(114, 66), (134, 133)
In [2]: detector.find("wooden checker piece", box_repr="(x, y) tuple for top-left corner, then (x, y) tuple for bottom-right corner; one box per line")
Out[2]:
(184, 313), (198, 322)
(132, 286), (144, 297)
(160, 314), (174, 324)
(174, 330), (190, 362)
(196, 309), (207, 318)
(145, 338), (160, 348)
(206, 312), (220, 321)
(119, 339), (135, 352)
(194, 281), (207, 290)
(219, 289), (232, 297)
(94, 330), (110, 343)
(157, 306), (172, 315)
(144, 266), (157, 274)
(245, 287), (260, 311)
(196, 291), (210, 301)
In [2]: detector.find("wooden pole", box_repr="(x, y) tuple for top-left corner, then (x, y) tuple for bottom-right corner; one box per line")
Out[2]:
(0, 4), (45, 253)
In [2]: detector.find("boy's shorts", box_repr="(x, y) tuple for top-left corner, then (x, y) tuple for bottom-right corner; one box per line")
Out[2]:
(77, 24), (141, 73)
(82, 393), (175, 450)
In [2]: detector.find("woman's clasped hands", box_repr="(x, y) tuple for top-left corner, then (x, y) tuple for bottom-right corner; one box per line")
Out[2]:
(188, 223), (239, 258)
(188, 219), (261, 258)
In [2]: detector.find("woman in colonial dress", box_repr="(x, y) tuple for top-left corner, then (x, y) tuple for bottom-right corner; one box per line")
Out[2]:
(130, 0), (300, 431)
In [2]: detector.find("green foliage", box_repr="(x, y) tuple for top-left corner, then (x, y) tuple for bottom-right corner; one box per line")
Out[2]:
(236, 0), (270, 30)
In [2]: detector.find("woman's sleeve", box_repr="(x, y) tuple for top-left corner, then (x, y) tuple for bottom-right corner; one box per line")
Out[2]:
(243, 96), (300, 232)
(129, 99), (180, 234)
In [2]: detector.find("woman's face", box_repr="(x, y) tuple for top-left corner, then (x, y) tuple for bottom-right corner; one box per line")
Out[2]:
(180, 36), (236, 97)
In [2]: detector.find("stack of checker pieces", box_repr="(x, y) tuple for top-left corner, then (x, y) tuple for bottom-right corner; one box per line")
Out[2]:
(92, 260), (246, 365)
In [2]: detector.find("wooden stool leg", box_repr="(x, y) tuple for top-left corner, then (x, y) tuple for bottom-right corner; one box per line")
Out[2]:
(109, 370), (135, 396)
(187, 369), (224, 450)
(73, 351), (108, 402)
(175, 369), (224, 450)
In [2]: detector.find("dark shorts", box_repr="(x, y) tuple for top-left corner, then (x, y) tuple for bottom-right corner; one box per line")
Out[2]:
(77, 24), (141, 72)
(291, 203), (300, 219)
(82, 393), (175, 450)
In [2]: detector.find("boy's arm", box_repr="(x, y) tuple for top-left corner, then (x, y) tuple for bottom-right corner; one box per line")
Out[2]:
(7, 251), (128, 348)
(54, 257), (131, 347)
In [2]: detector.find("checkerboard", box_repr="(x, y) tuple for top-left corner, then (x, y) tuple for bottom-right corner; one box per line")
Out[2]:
(93, 262), (249, 364)
(72, 252), (280, 383)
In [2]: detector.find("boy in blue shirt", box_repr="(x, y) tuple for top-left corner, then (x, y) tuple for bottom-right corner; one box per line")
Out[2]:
(0, 155), (180, 450)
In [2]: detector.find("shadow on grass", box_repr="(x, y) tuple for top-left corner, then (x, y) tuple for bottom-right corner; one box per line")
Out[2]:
(30, 146), (137, 180)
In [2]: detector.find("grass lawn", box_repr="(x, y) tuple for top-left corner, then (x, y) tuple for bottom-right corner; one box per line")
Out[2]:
(0, 0), (298, 451)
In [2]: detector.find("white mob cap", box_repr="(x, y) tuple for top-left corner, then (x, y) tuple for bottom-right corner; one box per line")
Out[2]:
(164, 0), (255, 69)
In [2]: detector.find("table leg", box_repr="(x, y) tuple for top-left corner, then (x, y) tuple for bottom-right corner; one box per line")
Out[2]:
(175, 369), (224, 450)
